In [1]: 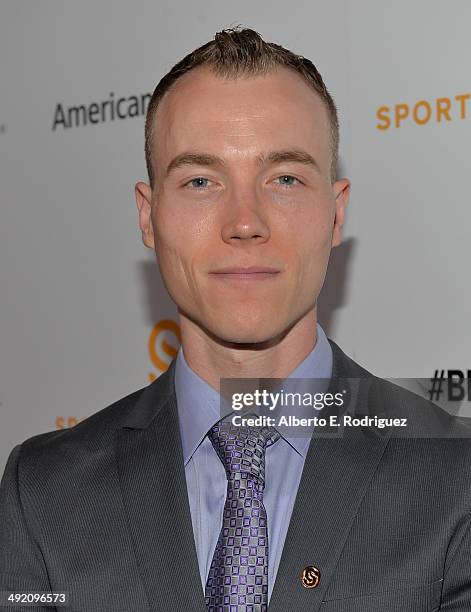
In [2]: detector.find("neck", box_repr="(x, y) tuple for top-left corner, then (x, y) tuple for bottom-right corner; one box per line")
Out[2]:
(178, 308), (319, 392)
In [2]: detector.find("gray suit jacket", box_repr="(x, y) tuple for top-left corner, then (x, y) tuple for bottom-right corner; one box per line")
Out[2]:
(1, 340), (470, 611)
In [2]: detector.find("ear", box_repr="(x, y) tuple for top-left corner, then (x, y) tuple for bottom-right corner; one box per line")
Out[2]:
(134, 181), (155, 249)
(331, 178), (351, 248)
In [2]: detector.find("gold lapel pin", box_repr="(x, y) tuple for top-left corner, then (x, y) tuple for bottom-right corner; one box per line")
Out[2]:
(301, 565), (320, 589)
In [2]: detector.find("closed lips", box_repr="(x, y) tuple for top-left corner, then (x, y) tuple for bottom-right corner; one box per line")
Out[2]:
(210, 267), (280, 274)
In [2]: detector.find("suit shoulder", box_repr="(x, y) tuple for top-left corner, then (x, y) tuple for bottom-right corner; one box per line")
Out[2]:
(330, 340), (471, 456)
(369, 374), (471, 473)
(14, 385), (148, 468)
(11, 356), (177, 480)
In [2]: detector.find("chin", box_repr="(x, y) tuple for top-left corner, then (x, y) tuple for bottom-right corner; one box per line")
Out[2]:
(210, 320), (285, 347)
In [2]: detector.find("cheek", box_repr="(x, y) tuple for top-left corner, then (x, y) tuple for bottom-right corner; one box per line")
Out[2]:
(291, 208), (335, 279)
(153, 198), (215, 245)
(152, 207), (213, 288)
(152, 210), (185, 277)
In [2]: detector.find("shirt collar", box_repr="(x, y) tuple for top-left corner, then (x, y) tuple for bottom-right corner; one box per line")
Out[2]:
(174, 323), (333, 464)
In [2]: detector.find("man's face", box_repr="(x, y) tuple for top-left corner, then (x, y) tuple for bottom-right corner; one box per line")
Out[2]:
(136, 65), (349, 344)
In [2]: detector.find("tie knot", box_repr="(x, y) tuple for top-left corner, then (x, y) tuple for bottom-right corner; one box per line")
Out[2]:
(208, 418), (280, 484)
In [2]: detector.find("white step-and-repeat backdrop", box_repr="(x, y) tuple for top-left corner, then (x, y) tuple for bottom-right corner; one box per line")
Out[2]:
(1, 0), (469, 472)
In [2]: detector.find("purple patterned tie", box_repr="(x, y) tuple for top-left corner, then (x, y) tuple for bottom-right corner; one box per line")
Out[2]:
(204, 418), (280, 611)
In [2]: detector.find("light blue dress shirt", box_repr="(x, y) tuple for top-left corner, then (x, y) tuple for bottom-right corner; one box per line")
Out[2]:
(174, 323), (333, 602)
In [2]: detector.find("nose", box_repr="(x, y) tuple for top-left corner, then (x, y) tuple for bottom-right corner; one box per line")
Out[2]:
(220, 189), (270, 245)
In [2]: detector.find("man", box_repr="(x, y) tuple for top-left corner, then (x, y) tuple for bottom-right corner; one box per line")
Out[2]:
(1, 26), (470, 612)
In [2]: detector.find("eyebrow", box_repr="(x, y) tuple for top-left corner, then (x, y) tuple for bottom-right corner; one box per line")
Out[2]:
(164, 149), (321, 178)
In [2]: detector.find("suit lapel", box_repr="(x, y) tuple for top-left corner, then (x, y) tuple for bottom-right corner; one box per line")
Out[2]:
(268, 341), (392, 612)
(116, 361), (207, 612)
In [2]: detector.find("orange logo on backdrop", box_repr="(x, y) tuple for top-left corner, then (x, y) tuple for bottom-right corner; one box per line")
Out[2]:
(148, 319), (181, 382)
(377, 93), (470, 129)
(55, 416), (84, 429)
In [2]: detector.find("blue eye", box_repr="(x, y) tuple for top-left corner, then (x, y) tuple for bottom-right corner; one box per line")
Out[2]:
(276, 175), (300, 187)
(186, 177), (211, 190)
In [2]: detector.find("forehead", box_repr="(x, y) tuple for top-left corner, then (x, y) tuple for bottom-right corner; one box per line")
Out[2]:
(152, 65), (331, 177)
